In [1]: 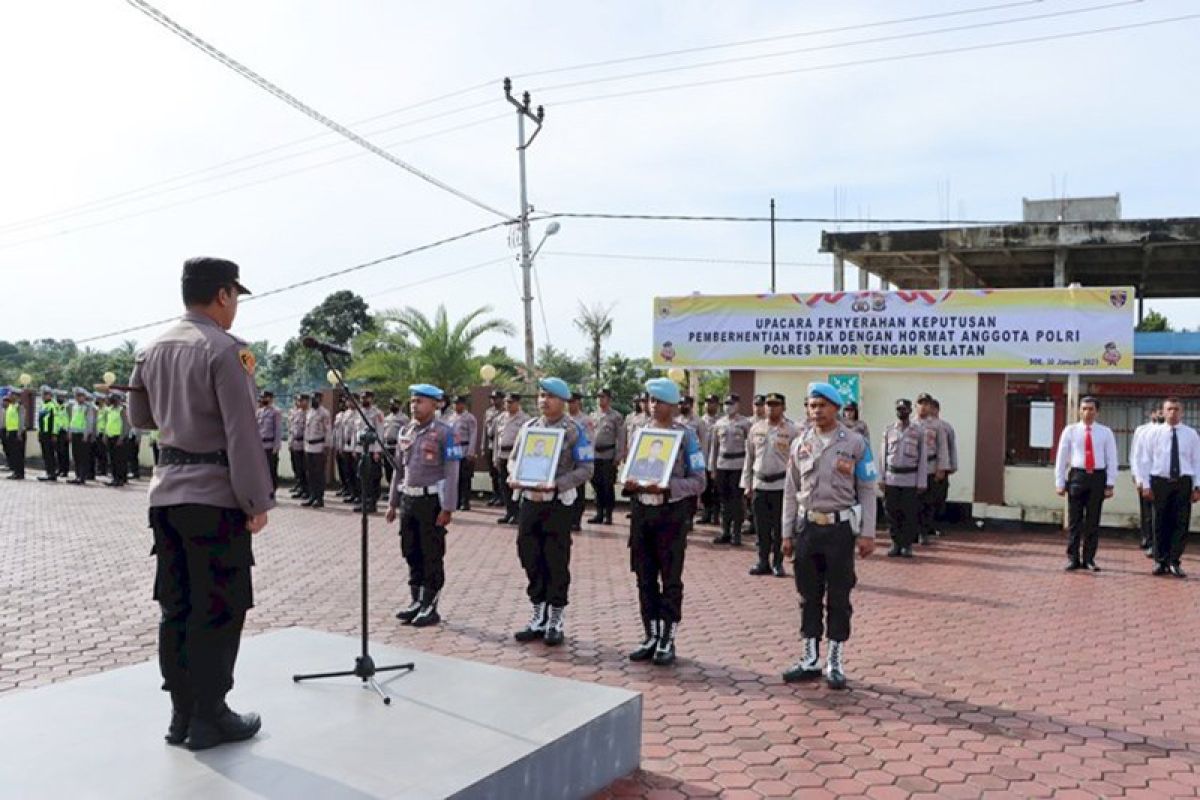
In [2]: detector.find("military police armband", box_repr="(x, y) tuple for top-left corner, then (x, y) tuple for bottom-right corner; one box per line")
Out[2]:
(573, 441), (595, 463)
(442, 434), (464, 461)
(855, 443), (879, 482)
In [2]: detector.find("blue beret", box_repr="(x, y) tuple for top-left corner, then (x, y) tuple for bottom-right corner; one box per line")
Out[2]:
(408, 383), (444, 400)
(807, 382), (844, 407)
(538, 377), (571, 401)
(645, 377), (681, 404)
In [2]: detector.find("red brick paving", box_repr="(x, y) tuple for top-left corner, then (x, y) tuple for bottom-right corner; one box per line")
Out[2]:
(2, 476), (1200, 798)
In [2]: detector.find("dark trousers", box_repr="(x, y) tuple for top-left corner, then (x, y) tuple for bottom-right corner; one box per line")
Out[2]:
(700, 472), (718, 521)
(361, 454), (382, 508)
(93, 437), (108, 475)
(150, 505), (253, 720)
(919, 474), (948, 535)
(572, 485), (586, 527)
(383, 443), (397, 488)
(57, 433), (71, 476)
(127, 438), (141, 479)
(485, 451), (500, 500)
(457, 456), (475, 509)
(793, 521), (857, 642)
(884, 484), (920, 548)
(399, 494), (446, 596)
(263, 449), (278, 489)
(517, 499), (573, 607)
(1138, 494), (1155, 549)
(630, 500), (689, 623)
(752, 489), (784, 567)
(498, 461), (519, 519)
(3, 432), (24, 477)
(338, 453), (358, 497)
(716, 469), (744, 535)
(1151, 476), (1193, 565)
(591, 459), (618, 517)
(289, 448), (307, 494)
(305, 451), (326, 499)
(71, 433), (92, 481)
(1066, 468), (1107, 563)
(39, 433), (58, 477)
(108, 437), (128, 483)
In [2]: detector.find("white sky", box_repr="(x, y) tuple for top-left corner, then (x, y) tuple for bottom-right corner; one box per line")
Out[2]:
(1, 0), (1198, 360)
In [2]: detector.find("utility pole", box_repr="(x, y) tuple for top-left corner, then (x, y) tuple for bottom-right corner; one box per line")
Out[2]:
(769, 198), (777, 293)
(504, 78), (544, 393)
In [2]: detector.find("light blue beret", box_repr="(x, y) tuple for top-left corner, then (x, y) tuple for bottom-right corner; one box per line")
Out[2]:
(538, 377), (571, 401)
(645, 377), (681, 404)
(408, 383), (444, 400)
(807, 381), (844, 407)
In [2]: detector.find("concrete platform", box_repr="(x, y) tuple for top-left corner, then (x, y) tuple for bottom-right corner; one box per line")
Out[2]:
(0, 627), (641, 799)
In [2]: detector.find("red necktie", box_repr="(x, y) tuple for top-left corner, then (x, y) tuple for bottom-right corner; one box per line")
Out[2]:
(1084, 425), (1095, 473)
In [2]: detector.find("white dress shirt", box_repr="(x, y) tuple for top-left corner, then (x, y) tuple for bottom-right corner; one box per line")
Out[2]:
(1129, 422), (1158, 487)
(1054, 421), (1119, 489)
(1135, 422), (1200, 482)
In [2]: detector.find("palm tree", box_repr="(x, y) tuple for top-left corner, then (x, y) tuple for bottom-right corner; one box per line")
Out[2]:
(350, 304), (515, 396)
(573, 301), (615, 387)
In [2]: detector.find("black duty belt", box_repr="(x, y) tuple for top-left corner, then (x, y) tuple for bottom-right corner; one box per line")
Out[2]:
(595, 444), (615, 453)
(927, 455), (938, 462)
(755, 471), (786, 483)
(889, 466), (917, 474)
(261, 437), (275, 443)
(159, 447), (229, 466)
(306, 438), (325, 444)
(722, 451), (746, 459)
(385, 439), (398, 446)
(499, 446), (513, 455)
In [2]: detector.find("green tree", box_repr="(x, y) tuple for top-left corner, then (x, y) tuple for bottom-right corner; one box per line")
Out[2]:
(299, 290), (374, 346)
(598, 352), (658, 414)
(1136, 310), (1172, 332)
(572, 301), (615, 386)
(537, 344), (588, 390)
(698, 370), (730, 403)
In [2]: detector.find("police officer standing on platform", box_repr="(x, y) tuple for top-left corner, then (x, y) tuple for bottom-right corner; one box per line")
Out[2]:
(510, 378), (594, 646)
(303, 391), (331, 508)
(625, 378), (706, 666)
(709, 394), (752, 545)
(781, 382), (877, 690)
(588, 387), (626, 525)
(129, 256), (270, 750)
(450, 394), (478, 511)
(288, 394), (309, 500)
(387, 384), (461, 626)
(882, 399), (928, 558)
(698, 394), (721, 524)
(742, 392), (798, 577)
(484, 390), (505, 506)
(494, 392), (530, 525)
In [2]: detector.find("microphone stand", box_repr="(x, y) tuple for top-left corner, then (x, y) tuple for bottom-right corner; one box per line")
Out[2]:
(293, 350), (413, 705)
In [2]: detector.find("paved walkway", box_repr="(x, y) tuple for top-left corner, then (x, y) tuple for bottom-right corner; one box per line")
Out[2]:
(2, 476), (1199, 798)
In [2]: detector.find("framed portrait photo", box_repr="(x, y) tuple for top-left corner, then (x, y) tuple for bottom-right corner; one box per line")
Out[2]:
(621, 427), (683, 489)
(514, 426), (565, 488)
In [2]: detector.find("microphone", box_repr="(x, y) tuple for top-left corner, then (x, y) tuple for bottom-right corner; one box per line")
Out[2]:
(301, 336), (352, 358)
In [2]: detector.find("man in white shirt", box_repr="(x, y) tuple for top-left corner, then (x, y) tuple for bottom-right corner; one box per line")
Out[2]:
(1129, 408), (1164, 557)
(1054, 396), (1118, 571)
(1135, 396), (1200, 578)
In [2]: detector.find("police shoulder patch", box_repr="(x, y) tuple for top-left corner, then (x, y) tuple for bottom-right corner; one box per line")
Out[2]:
(238, 348), (256, 375)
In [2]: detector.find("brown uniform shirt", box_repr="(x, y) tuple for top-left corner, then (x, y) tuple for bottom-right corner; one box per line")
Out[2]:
(128, 311), (275, 515)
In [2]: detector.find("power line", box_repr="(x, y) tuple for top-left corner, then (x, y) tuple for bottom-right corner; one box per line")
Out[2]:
(538, 212), (1020, 225)
(550, 13), (1200, 109)
(545, 251), (830, 267)
(124, 0), (509, 219)
(72, 220), (513, 344)
(0, 0), (1044, 235)
(534, 0), (1140, 93)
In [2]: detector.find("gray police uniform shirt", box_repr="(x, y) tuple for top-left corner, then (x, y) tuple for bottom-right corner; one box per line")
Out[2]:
(508, 414), (594, 505)
(288, 408), (307, 451)
(388, 417), (461, 510)
(494, 409), (531, 467)
(918, 416), (951, 474)
(128, 311), (275, 515)
(304, 405), (332, 453)
(591, 408), (626, 463)
(938, 417), (958, 473)
(679, 412), (708, 461)
(741, 417), (800, 492)
(483, 405), (502, 454)
(782, 423), (878, 540)
(257, 405), (282, 451)
(709, 413), (753, 471)
(633, 420), (707, 506)
(355, 406), (387, 454)
(450, 410), (479, 458)
(625, 411), (649, 452)
(847, 419), (871, 443)
(882, 420), (929, 489)
(700, 412), (719, 462)
(383, 411), (409, 446)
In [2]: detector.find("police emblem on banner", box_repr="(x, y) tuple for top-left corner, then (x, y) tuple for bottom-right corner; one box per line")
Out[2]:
(1109, 289), (1128, 308)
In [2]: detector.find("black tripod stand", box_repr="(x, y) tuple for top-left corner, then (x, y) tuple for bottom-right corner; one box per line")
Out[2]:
(293, 353), (413, 705)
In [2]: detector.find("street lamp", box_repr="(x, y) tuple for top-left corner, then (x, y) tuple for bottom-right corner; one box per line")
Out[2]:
(530, 221), (561, 262)
(479, 364), (497, 385)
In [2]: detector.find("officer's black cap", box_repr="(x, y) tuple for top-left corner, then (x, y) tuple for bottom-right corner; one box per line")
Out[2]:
(598, 387), (613, 399)
(297, 393), (310, 400)
(181, 256), (250, 295)
(704, 394), (719, 403)
(569, 391), (583, 402)
(489, 389), (504, 399)
(362, 390), (374, 398)
(261, 390), (274, 398)
(505, 392), (522, 402)
(753, 394), (766, 405)
(916, 392), (934, 403)
(454, 394), (468, 404)
(724, 394), (740, 404)
(895, 398), (912, 409)
(681, 395), (694, 404)
(765, 392), (785, 404)
(311, 391), (323, 400)
(844, 400), (858, 409)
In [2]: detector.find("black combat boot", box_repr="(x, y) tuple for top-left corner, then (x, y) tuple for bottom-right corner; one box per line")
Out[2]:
(782, 638), (822, 683)
(165, 689), (193, 746)
(543, 605), (566, 646)
(824, 640), (847, 690)
(396, 587), (423, 623)
(749, 561), (771, 575)
(186, 706), (262, 751)
(652, 621), (677, 666)
(411, 592), (441, 627)
(629, 619), (659, 662)
(514, 602), (547, 642)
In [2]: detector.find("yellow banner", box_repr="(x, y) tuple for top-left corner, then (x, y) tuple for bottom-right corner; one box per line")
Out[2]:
(652, 287), (1135, 373)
